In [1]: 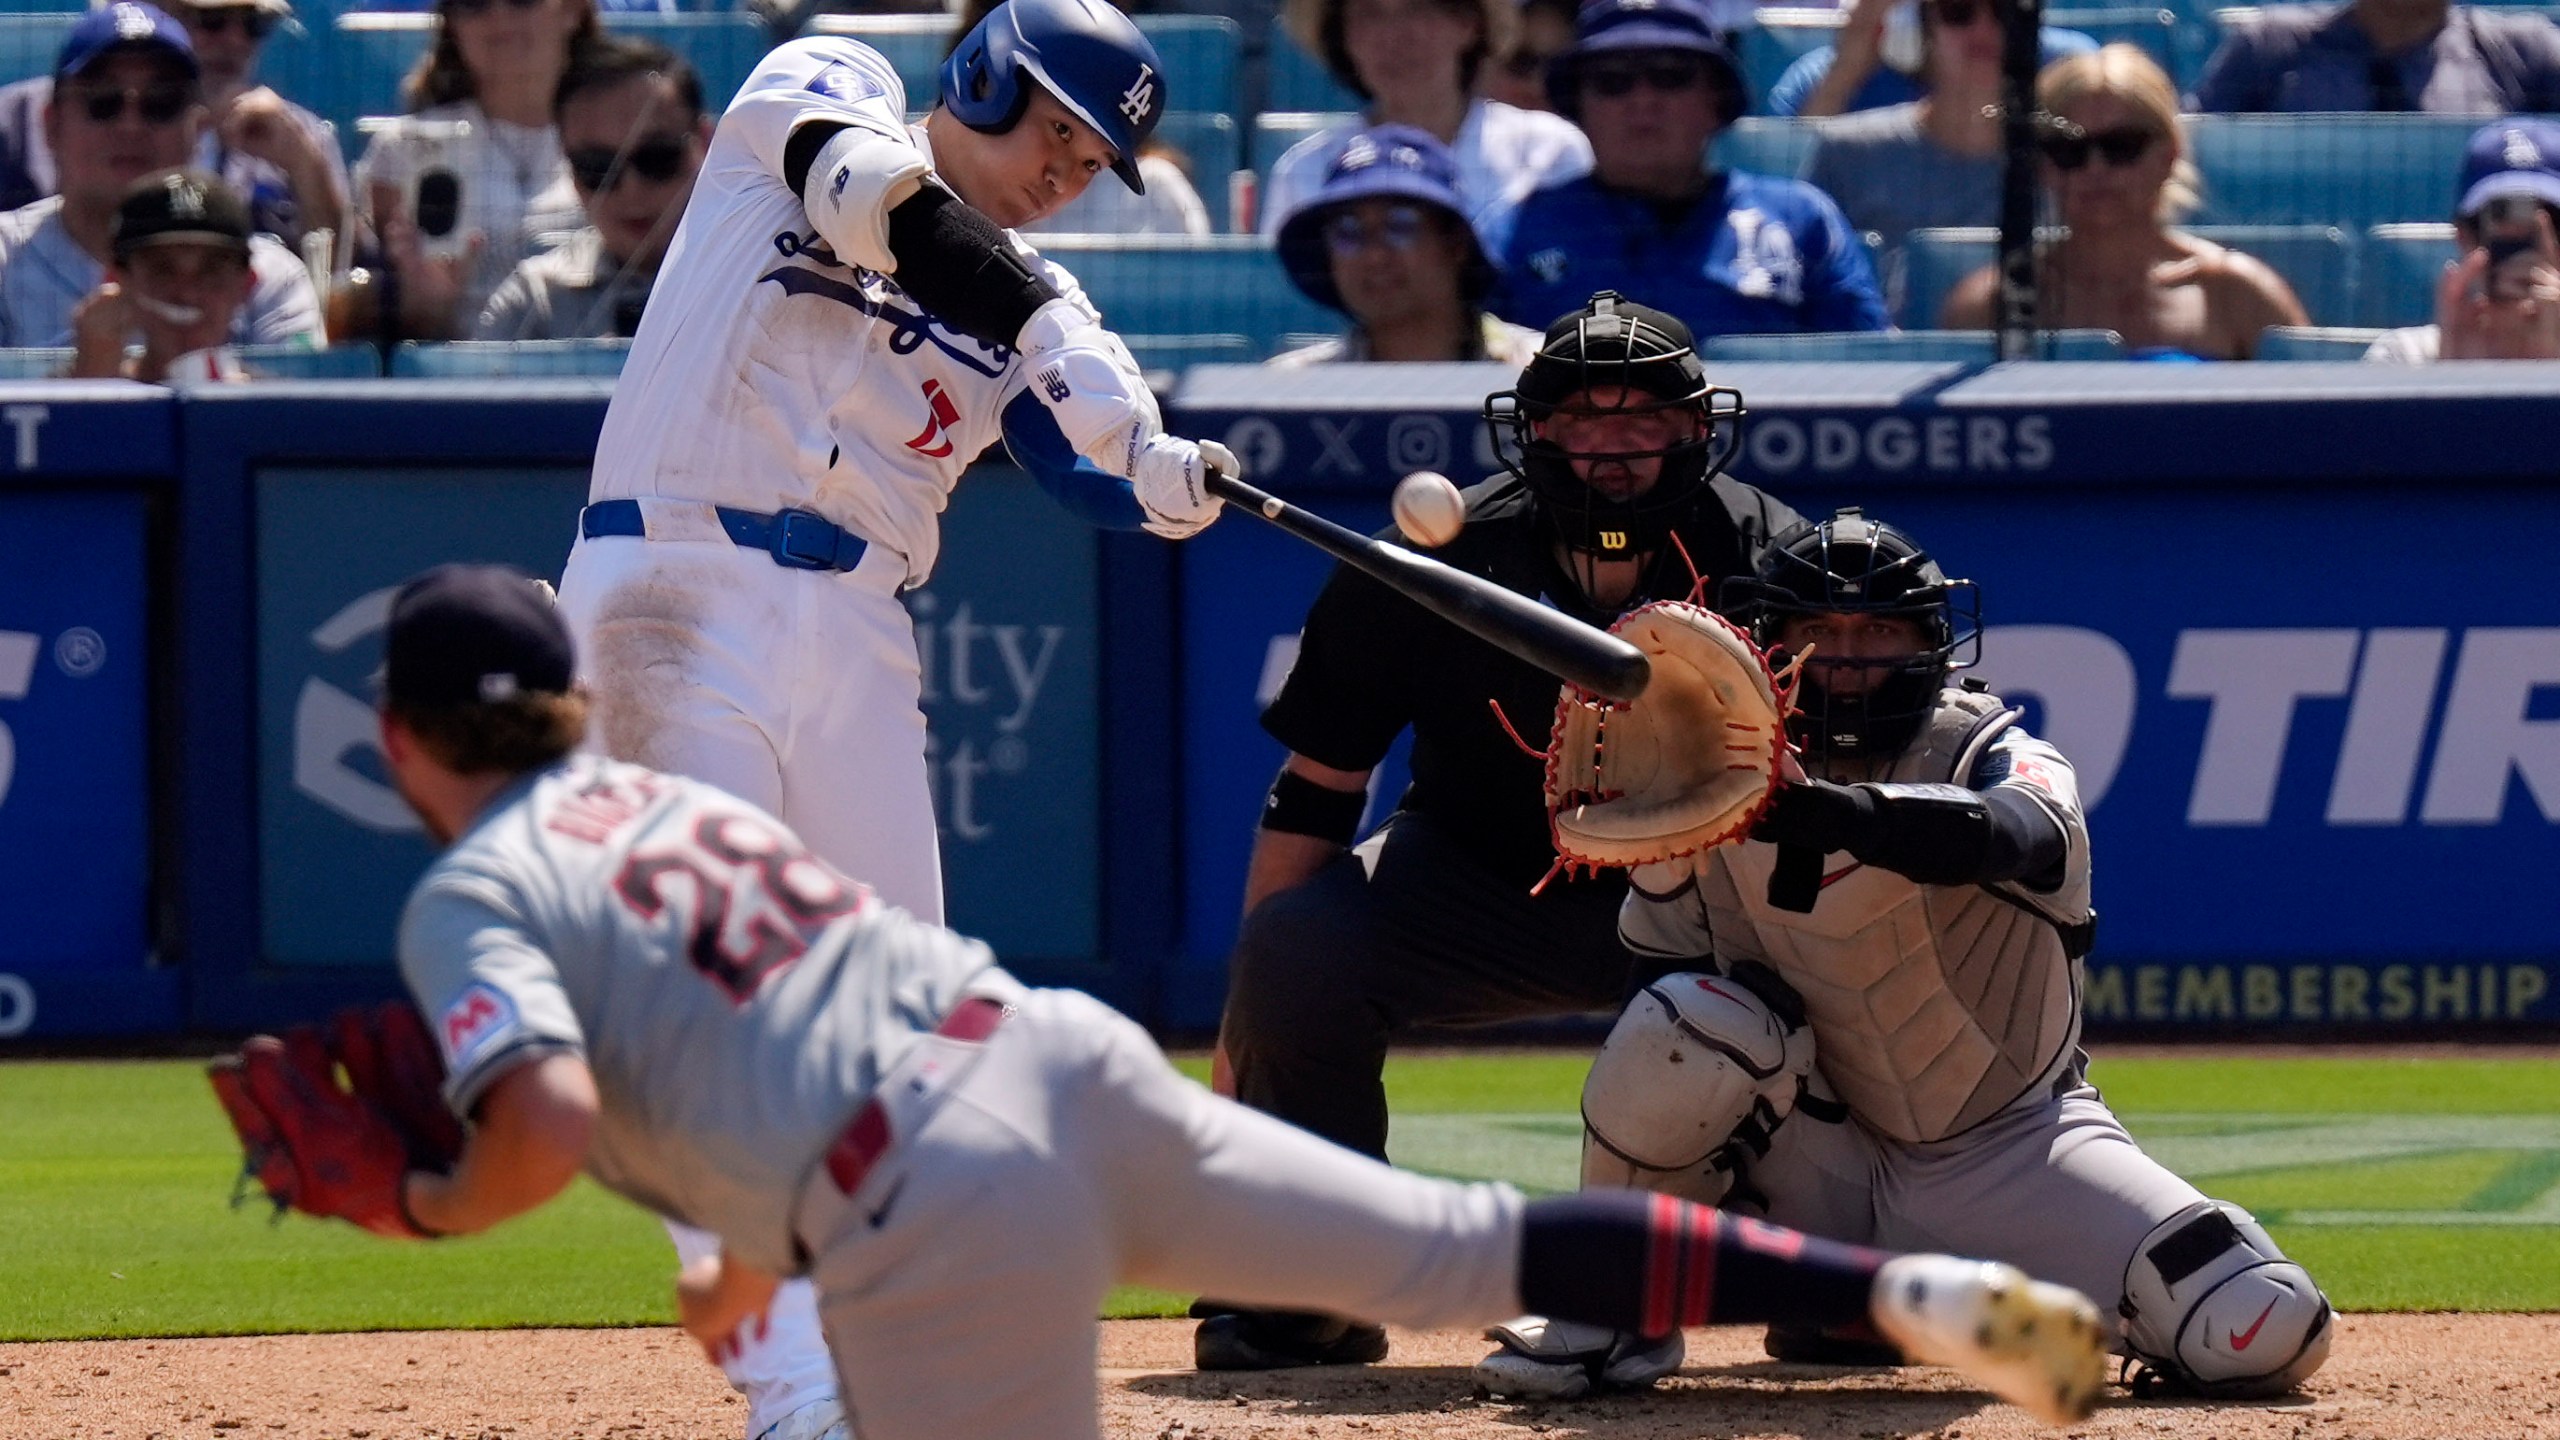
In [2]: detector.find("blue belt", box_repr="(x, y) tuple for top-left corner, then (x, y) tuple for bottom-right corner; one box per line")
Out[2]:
(580, 498), (869, 574)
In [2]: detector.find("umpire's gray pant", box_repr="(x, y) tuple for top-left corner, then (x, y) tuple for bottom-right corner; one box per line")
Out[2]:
(1220, 811), (1637, 1159)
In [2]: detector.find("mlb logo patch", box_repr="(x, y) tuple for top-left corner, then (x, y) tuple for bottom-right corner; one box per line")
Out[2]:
(439, 982), (521, 1071)
(807, 62), (885, 105)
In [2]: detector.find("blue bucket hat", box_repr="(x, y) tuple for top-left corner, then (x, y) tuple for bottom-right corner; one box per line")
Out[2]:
(1548, 0), (1743, 125)
(2456, 119), (2560, 220)
(54, 1), (198, 84)
(1275, 124), (1496, 314)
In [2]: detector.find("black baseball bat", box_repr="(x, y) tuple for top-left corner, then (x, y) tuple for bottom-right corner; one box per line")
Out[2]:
(1203, 469), (1651, 703)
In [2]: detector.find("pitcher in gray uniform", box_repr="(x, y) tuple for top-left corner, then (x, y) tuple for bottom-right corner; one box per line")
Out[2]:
(1477, 509), (2335, 1404)
(360, 562), (2116, 1439)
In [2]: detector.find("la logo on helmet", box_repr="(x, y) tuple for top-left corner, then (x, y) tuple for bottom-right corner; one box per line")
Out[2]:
(1119, 63), (1156, 124)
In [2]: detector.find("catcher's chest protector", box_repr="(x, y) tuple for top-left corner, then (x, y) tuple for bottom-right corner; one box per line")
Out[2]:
(1703, 690), (2096, 1143)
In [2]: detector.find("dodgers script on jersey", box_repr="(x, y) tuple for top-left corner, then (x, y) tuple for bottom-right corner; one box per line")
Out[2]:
(591, 38), (1096, 586)
(396, 753), (997, 1277)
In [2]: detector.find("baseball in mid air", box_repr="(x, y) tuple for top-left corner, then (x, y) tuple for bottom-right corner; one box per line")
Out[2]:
(1392, 471), (1465, 548)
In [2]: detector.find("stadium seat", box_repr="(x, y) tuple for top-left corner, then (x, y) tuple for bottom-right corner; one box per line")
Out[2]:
(1251, 109), (1353, 184)
(390, 338), (633, 376)
(2190, 223), (2357, 326)
(1713, 116), (1819, 178)
(1898, 223), (2359, 329)
(1121, 332), (1256, 371)
(1739, 7), (1839, 105)
(2185, 113), (2476, 230)
(2362, 221), (2459, 327)
(324, 11), (769, 138)
(2253, 325), (2385, 359)
(241, 344), (384, 377)
(1700, 329), (2126, 361)
(0, 12), (81, 85)
(1150, 110), (1241, 230)
(1031, 235), (1335, 355)
(811, 13), (1242, 117)
(1264, 33), (1357, 112)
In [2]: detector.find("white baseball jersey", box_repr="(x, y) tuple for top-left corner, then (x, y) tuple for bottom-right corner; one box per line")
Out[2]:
(397, 752), (996, 1277)
(593, 36), (1126, 588)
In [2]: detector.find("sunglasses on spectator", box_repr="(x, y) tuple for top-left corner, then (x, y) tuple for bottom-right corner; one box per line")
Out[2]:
(1927, 0), (1995, 26)
(443, 0), (550, 16)
(566, 135), (692, 192)
(2039, 126), (2157, 170)
(1323, 204), (1435, 257)
(1581, 59), (1707, 98)
(186, 7), (278, 39)
(64, 81), (194, 125)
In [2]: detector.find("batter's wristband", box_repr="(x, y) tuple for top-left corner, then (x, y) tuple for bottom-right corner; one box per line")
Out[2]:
(1260, 766), (1366, 845)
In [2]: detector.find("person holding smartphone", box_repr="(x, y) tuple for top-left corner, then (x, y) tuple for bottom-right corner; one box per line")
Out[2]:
(354, 0), (595, 338)
(2368, 118), (2560, 361)
(476, 36), (706, 340)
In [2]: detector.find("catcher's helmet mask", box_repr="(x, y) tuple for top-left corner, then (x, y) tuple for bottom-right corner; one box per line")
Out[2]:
(1722, 507), (1981, 766)
(1485, 291), (1746, 598)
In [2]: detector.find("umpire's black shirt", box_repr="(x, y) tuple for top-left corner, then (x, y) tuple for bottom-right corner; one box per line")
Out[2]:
(1262, 474), (1805, 892)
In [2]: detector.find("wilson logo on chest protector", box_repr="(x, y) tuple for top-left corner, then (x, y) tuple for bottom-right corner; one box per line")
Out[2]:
(905, 379), (962, 458)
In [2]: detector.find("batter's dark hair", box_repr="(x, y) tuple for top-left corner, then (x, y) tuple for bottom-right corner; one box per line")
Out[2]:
(554, 33), (702, 121)
(391, 690), (589, 775)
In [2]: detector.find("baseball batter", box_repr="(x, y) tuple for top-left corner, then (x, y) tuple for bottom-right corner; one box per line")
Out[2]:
(1476, 510), (2335, 1403)
(549, 3), (1227, 1430)
(286, 563), (2112, 1439)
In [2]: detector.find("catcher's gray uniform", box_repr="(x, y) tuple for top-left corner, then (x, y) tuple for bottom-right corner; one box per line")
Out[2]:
(1605, 690), (2332, 1393)
(397, 754), (1528, 1440)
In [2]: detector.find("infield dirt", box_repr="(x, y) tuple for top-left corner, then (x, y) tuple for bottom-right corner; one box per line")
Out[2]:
(0, 1314), (2552, 1439)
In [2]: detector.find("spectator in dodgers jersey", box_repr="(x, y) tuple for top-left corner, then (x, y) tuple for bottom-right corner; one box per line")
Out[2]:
(355, 0), (594, 338)
(69, 168), (264, 381)
(1767, 0), (2097, 119)
(1258, 0), (1589, 244)
(1269, 125), (1541, 365)
(477, 36), (709, 340)
(1941, 46), (2307, 354)
(2190, 0), (2560, 114)
(0, 0), (350, 252)
(2368, 118), (2560, 361)
(1492, 0), (1890, 340)
(0, 4), (317, 347)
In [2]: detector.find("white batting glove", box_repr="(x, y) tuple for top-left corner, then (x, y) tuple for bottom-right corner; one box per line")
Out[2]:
(1131, 436), (1230, 540)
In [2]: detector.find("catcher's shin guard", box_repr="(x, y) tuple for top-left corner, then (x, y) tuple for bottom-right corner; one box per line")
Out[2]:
(2119, 1200), (2332, 1398)
(1579, 968), (1813, 1203)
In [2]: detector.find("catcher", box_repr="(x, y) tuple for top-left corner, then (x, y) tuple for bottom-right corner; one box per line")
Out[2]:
(1476, 508), (2335, 1403)
(206, 562), (2117, 1436)
(1200, 291), (1803, 1370)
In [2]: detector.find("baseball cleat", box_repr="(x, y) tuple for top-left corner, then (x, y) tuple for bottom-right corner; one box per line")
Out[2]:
(1868, 1255), (2107, 1427)
(1473, 1317), (1684, 1400)
(1193, 1309), (1389, 1371)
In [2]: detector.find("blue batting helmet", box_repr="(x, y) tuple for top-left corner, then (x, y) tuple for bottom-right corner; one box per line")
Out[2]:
(939, 0), (1165, 193)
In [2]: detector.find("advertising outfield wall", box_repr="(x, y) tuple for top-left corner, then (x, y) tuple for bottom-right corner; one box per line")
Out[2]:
(0, 366), (2553, 1039)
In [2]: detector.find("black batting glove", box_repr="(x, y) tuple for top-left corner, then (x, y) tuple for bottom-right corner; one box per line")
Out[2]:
(1751, 778), (1880, 855)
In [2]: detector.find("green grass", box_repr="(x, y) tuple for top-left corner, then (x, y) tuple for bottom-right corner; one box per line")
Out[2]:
(3, 1051), (2554, 1340)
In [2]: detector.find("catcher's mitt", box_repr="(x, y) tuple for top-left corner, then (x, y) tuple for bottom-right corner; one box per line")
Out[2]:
(207, 1003), (460, 1239)
(1544, 601), (1796, 870)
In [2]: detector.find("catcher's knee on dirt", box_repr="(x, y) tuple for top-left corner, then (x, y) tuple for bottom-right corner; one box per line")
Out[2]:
(1579, 964), (1814, 1206)
(2119, 1199), (2332, 1397)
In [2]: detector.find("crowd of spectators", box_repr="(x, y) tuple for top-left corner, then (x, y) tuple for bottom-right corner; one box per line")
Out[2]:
(0, 0), (2553, 376)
